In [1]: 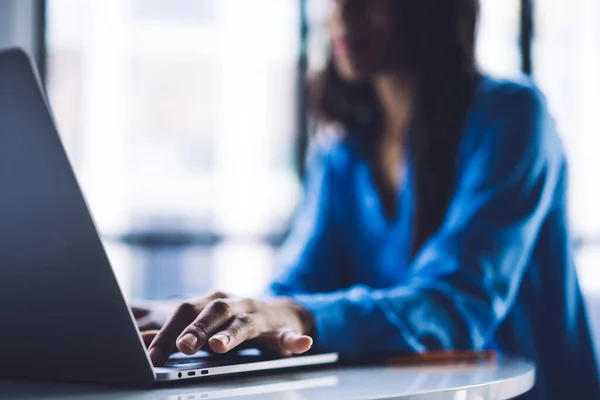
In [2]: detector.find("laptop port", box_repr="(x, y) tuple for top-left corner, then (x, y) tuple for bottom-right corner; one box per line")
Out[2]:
(187, 371), (196, 377)
(201, 370), (209, 375)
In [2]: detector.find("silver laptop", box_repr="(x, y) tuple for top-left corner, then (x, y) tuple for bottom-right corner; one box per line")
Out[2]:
(0, 48), (338, 386)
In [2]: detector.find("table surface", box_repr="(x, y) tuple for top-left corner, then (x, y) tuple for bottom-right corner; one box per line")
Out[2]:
(0, 357), (534, 400)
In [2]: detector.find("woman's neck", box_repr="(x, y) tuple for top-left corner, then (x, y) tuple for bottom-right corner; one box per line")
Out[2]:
(372, 74), (415, 139)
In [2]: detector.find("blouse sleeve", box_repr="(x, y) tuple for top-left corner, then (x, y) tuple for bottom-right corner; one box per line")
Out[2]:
(270, 140), (343, 295)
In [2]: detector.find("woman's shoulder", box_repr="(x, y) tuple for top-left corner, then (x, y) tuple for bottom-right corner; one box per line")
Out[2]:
(473, 73), (548, 120)
(478, 73), (540, 94)
(462, 73), (561, 155)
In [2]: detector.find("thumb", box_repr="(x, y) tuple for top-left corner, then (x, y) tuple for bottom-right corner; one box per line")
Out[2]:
(278, 328), (313, 355)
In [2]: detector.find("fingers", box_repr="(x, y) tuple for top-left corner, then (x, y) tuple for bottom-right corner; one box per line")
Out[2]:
(176, 298), (255, 355)
(146, 291), (231, 366)
(278, 329), (313, 354)
(148, 302), (199, 366)
(146, 294), (312, 366)
(208, 313), (265, 354)
(259, 329), (313, 357)
(207, 321), (312, 358)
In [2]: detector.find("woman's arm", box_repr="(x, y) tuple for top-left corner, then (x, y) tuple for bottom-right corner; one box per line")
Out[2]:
(270, 138), (342, 295)
(291, 83), (563, 357)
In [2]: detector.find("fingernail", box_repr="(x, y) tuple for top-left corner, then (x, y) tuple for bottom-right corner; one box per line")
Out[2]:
(178, 333), (198, 350)
(213, 334), (230, 346)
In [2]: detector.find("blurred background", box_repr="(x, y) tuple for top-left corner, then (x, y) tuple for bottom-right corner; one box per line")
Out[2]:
(1, 0), (599, 352)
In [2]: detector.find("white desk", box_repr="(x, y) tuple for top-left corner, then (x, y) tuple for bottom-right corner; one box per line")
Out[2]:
(0, 357), (534, 400)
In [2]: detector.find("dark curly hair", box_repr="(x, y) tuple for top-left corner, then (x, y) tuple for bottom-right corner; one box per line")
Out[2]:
(310, 0), (481, 258)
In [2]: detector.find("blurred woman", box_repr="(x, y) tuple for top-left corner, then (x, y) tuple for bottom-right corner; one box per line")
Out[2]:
(142, 1), (599, 398)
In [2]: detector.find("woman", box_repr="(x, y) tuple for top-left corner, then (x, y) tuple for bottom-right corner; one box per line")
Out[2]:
(140, 0), (599, 398)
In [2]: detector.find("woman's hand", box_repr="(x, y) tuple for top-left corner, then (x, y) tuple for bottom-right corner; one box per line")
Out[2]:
(145, 291), (315, 366)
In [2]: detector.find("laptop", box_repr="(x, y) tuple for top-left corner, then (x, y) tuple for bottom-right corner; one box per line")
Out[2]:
(0, 48), (338, 386)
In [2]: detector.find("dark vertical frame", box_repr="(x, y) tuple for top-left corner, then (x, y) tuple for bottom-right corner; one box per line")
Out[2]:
(25, 0), (48, 83)
(34, 0), (47, 82)
(295, 0), (310, 180)
(520, 0), (534, 75)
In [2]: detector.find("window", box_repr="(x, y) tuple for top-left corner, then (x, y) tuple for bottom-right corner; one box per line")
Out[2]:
(477, 0), (521, 77)
(533, 0), (600, 351)
(45, 0), (301, 299)
(534, 0), (600, 249)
